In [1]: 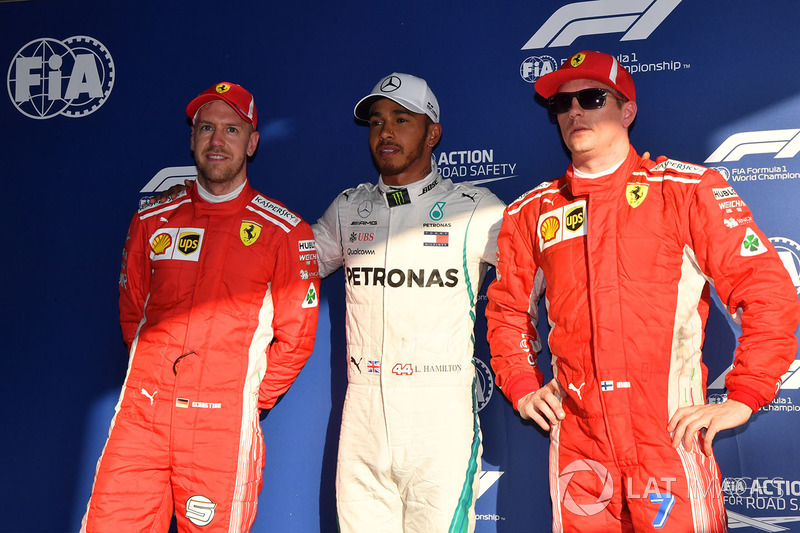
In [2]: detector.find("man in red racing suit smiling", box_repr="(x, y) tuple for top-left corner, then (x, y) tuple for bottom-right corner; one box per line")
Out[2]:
(485, 51), (798, 532)
(81, 82), (319, 532)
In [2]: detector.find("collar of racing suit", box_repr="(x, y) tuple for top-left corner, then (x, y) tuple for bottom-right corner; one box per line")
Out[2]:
(565, 145), (648, 197)
(377, 156), (442, 208)
(190, 178), (254, 217)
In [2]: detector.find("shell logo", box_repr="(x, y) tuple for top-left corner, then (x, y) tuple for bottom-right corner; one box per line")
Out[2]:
(151, 233), (172, 255)
(540, 216), (560, 242)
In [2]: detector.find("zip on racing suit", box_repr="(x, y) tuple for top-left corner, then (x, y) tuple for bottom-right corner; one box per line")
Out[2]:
(313, 160), (505, 532)
(486, 147), (799, 532)
(82, 182), (320, 532)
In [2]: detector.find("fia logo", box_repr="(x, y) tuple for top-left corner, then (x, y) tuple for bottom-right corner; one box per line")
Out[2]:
(473, 357), (494, 412)
(8, 36), (115, 119)
(520, 55), (558, 84)
(771, 237), (800, 294)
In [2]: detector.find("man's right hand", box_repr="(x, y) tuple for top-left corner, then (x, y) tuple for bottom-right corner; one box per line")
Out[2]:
(516, 378), (566, 432)
(148, 179), (193, 204)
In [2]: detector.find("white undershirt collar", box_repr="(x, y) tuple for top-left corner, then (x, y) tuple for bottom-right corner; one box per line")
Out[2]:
(195, 180), (246, 203)
(572, 157), (626, 180)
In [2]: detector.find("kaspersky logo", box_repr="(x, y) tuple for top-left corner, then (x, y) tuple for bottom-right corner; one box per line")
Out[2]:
(705, 129), (800, 163)
(521, 0), (682, 49)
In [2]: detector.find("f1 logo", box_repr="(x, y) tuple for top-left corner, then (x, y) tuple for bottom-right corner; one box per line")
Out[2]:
(705, 129), (800, 163)
(521, 0), (682, 49)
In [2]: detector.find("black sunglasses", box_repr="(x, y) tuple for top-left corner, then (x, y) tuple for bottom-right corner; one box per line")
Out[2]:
(547, 88), (627, 115)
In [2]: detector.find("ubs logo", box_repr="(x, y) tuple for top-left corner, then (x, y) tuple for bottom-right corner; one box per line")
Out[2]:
(349, 232), (374, 243)
(8, 36), (115, 119)
(177, 233), (200, 255)
(565, 206), (584, 232)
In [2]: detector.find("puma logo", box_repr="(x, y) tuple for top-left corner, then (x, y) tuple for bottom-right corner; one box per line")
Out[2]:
(350, 357), (363, 374)
(141, 388), (157, 405)
(568, 382), (585, 400)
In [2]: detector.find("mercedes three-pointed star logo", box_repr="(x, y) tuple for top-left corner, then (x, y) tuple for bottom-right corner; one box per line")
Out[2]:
(380, 75), (402, 93)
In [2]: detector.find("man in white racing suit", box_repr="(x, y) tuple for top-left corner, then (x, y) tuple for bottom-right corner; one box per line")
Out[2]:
(313, 73), (505, 533)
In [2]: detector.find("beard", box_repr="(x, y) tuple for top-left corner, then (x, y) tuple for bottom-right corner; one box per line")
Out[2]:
(371, 135), (427, 177)
(194, 148), (247, 186)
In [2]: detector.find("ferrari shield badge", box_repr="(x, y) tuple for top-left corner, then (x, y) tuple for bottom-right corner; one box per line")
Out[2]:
(240, 220), (262, 246)
(625, 183), (649, 208)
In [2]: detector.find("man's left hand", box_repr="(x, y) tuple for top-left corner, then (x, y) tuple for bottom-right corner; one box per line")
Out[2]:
(667, 399), (752, 456)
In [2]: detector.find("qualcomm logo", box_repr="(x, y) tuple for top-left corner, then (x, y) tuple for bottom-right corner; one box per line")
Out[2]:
(521, 0), (682, 49)
(7, 36), (115, 119)
(706, 129), (800, 163)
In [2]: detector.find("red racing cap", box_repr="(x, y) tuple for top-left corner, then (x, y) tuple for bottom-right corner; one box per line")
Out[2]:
(186, 82), (258, 129)
(535, 51), (635, 102)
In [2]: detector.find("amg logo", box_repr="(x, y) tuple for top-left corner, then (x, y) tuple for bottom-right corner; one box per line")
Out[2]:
(346, 267), (459, 288)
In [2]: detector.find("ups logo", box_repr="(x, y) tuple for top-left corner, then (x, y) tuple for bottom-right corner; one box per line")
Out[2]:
(565, 206), (584, 232)
(177, 233), (201, 255)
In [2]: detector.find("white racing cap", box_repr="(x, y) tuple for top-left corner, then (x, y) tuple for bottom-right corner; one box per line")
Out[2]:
(353, 72), (440, 123)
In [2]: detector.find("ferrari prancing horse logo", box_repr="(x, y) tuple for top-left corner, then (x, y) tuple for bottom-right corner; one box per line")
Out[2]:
(626, 183), (649, 208)
(240, 221), (262, 246)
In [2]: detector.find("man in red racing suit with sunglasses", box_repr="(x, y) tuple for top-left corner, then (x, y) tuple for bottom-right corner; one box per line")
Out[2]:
(486, 51), (798, 532)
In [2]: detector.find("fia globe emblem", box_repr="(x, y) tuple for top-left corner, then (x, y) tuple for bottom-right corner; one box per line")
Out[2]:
(770, 237), (800, 294)
(473, 357), (494, 412)
(7, 36), (115, 119)
(520, 55), (557, 83)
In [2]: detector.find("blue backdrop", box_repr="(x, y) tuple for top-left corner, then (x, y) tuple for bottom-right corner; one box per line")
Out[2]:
(3, 1), (799, 531)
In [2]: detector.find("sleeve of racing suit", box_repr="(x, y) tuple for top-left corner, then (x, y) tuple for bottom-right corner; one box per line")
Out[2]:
(485, 205), (546, 410)
(688, 169), (799, 412)
(258, 219), (320, 410)
(118, 211), (150, 350)
(475, 192), (506, 267)
(312, 195), (344, 278)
